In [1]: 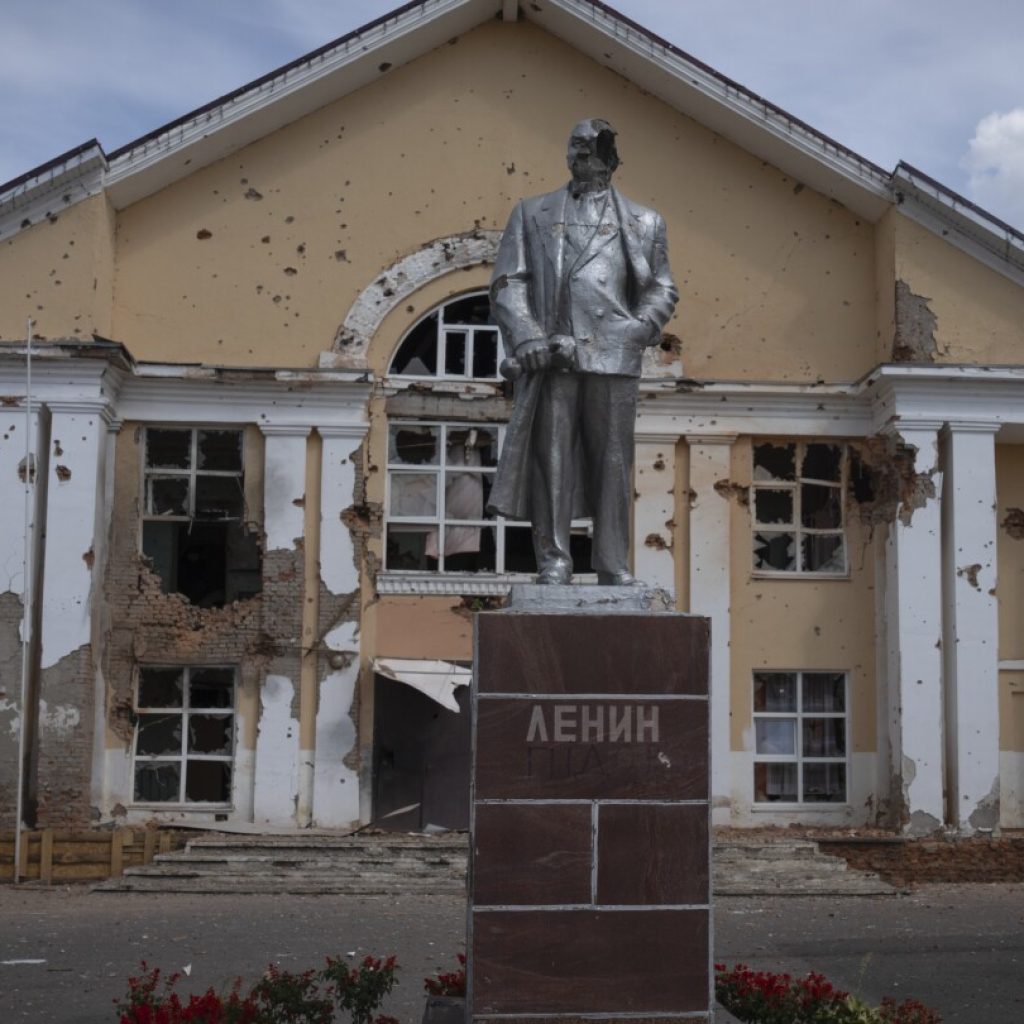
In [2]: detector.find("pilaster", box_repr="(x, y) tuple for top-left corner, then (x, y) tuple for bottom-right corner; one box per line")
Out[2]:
(686, 433), (736, 825)
(633, 432), (678, 594)
(942, 421), (1000, 831)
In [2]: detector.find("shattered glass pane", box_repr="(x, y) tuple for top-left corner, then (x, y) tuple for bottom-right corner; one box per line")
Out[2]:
(198, 430), (243, 472)
(802, 762), (846, 802)
(473, 331), (499, 378)
(755, 718), (796, 755)
(195, 476), (244, 520)
(389, 425), (438, 466)
(444, 331), (467, 376)
(754, 762), (797, 802)
(802, 443), (842, 482)
(801, 484), (842, 529)
(504, 525), (536, 573)
(134, 761), (180, 802)
(754, 488), (793, 525)
(386, 525), (436, 571)
(444, 294), (492, 325)
(138, 668), (184, 709)
(446, 427), (498, 468)
(137, 714), (183, 756)
(188, 714), (233, 755)
(148, 477), (189, 516)
(754, 673), (797, 712)
(390, 314), (438, 376)
(146, 429), (191, 469)
(803, 718), (846, 757)
(390, 472), (438, 517)
(444, 525), (496, 572)
(803, 673), (845, 712)
(802, 533), (845, 573)
(753, 531), (795, 570)
(190, 669), (234, 708)
(753, 443), (795, 482)
(185, 761), (232, 802)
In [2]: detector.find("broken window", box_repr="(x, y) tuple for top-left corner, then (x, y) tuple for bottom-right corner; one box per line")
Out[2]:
(133, 666), (236, 805)
(752, 442), (847, 574)
(388, 291), (506, 381)
(752, 671), (847, 804)
(141, 427), (261, 606)
(385, 420), (592, 574)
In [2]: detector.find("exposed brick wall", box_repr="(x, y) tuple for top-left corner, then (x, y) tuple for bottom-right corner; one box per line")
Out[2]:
(820, 837), (1024, 885)
(87, 424), (305, 827)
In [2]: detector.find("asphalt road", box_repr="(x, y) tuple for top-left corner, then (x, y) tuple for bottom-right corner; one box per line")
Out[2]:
(0, 884), (1020, 1023)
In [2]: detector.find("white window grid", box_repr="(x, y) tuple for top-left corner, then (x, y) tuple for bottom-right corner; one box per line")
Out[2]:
(752, 670), (848, 805)
(387, 292), (507, 382)
(386, 420), (513, 573)
(751, 441), (847, 576)
(132, 665), (236, 806)
(142, 426), (246, 523)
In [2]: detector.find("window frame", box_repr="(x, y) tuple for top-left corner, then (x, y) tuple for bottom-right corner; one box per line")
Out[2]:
(750, 440), (848, 578)
(131, 665), (237, 808)
(387, 291), (507, 383)
(140, 425), (247, 525)
(751, 669), (849, 808)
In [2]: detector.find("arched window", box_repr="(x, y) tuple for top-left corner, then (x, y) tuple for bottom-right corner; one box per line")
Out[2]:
(381, 292), (593, 585)
(388, 292), (505, 381)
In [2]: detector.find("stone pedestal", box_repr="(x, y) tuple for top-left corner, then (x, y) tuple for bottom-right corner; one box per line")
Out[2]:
(468, 589), (712, 1022)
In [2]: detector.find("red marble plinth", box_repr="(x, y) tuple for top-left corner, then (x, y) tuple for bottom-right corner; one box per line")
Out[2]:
(469, 610), (712, 1023)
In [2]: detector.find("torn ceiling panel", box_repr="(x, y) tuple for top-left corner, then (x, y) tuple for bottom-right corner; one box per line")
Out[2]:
(373, 657), (470, 713)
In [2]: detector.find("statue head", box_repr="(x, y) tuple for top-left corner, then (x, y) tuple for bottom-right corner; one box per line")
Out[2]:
(566, 118), (619, 187)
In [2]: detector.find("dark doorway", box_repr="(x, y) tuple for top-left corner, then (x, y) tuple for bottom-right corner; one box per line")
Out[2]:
(372, 674), (471, 831)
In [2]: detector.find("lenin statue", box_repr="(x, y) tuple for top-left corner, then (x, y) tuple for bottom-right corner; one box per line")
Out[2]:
(486, 118), (679, 585)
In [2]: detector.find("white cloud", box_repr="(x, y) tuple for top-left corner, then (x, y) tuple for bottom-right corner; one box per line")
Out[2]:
(964, 108), (1024, 230)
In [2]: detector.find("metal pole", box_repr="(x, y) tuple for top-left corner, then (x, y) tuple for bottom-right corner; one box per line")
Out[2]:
(14, 318), (34, 884)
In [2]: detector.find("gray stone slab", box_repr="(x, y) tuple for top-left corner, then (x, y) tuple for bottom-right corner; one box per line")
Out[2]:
(505, 582), (674, 612)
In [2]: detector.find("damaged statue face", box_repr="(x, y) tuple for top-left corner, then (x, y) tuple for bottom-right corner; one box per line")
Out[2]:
(566, 118), (620, 187)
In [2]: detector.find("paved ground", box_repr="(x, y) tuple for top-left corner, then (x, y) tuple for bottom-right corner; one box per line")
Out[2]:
(0, 884), (1021, 1023)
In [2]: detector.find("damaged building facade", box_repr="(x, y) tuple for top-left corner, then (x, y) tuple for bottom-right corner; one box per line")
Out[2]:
(2, 0), (1024, 839)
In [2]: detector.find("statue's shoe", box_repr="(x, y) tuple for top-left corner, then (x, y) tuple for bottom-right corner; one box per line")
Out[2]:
(536, 563), (572, 585)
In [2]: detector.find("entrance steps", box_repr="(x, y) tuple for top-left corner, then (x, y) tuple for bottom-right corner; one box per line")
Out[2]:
(94, 833), (469, 895)
(94, 832), (893, 896)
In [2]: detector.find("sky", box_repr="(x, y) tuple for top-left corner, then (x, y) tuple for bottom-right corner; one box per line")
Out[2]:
(2, 0), (1024, 229)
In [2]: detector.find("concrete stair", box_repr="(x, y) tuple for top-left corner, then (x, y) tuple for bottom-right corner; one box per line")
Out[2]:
(94, 832), (893, 896)
(713, 838), (895, 896)
(94, 833), (469, 895)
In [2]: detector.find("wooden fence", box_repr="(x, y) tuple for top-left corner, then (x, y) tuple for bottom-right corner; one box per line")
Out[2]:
(0, 829), (187, 883)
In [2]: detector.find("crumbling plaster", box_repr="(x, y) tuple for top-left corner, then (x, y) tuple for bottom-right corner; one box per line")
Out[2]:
(96, 21), (877, 381)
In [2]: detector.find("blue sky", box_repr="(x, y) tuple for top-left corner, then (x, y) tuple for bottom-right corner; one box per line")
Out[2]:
(2, 0), (1023, 227)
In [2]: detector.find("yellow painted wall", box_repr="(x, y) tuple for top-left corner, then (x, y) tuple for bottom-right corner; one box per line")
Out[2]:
(101, 21), (876, 381)
(893, 213), (1024, 364)
(0, 194), (115, 342)
(726, 440), (877, 755)
(996, 444), (1024, 753)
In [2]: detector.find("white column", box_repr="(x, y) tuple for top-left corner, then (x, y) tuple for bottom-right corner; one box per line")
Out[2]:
(686, 434), (736, 825)
(261, 427), (309, 552)
(883, 423), (945, 834)
(315, 426), (365, 827)
(38, 402), (112, 670)
(255, 426), (309, 827)
(633, 433), (678, 594)
(942, 422), (1000, 831)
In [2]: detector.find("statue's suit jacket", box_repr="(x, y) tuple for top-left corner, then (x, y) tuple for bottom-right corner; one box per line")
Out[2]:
(487, 184), (679, 520)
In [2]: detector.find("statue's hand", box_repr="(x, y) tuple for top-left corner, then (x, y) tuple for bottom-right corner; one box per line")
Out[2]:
(626, 316), (660, 348)
(517, 338), (552, 373)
